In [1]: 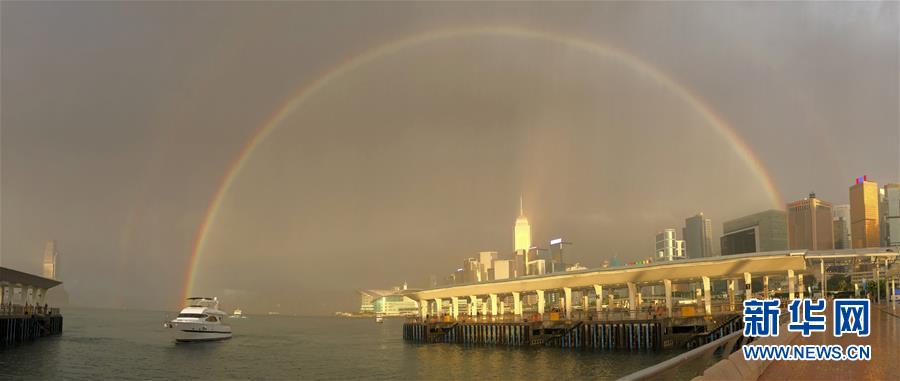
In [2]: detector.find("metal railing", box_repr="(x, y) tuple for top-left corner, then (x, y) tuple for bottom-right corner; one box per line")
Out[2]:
(618, 310), (790, 381)
(0, 303), (59, 316)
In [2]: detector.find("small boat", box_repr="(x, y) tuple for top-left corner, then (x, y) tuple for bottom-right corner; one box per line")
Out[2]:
(229, 308), (246, 319)
(164, 297), (232, 343)
(375, 315), (384, 323)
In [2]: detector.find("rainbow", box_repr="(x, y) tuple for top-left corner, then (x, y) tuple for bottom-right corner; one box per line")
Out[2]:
(180, 26), (783, 304)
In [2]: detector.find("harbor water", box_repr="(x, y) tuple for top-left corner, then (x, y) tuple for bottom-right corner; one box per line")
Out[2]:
(0, 308), (686, 379)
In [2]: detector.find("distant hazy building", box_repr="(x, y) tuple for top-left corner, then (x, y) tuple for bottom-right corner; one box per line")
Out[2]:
(655, 228), (685, 261)
(359, 284), (419, 316)
(514, 196), (532, 252)
(548, 238), (572, 273)
(462, 257), (481, 283)
(832, 204), (851, 249)
(527, 259), (547, 276)
(42, 240), (59, 280)
(478, 251), (498, 281)
(566, 263), (588, 271)
(524, 247), (549, 276)
(850, 176), (881, 248)
(721, 210), (788, 255)
(787, 193), (834, 250)
(885, 183), (900, 246)
(683, 213), (714, 258)
(493, 259), (512, 280)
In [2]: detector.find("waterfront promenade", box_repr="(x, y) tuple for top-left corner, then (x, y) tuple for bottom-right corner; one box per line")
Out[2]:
(759, 304), (900, 380)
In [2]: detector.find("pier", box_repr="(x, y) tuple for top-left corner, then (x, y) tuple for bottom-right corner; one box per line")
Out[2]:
(402, 248), (897, 353)
(0, 266), (64, 346)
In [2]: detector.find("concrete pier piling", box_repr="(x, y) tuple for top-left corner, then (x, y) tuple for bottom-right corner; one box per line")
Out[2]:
(1, 314), (63, 346)
(403, 319), (666, 350)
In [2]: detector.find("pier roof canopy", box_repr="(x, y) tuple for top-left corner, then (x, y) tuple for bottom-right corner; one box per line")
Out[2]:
(0, 267), (62, 289)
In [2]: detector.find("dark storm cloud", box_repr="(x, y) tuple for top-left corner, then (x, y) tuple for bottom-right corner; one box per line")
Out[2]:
(2, 2), (896, 313)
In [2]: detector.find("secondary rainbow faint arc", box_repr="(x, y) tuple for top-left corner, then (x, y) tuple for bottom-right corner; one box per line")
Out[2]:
(181, 26), (784, 303)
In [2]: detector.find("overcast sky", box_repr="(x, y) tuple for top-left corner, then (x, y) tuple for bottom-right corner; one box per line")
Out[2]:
(2, 2), (897, 314)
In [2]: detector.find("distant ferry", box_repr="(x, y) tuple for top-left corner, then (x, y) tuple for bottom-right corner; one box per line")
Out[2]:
(164, 297), (232, 343)
(229, 309), (246, 319)
(267, 311), (281, 316)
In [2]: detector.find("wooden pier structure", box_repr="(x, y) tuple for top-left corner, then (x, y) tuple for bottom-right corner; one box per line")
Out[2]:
(403, 312), (743, 350)
(1, 266), (64, 346)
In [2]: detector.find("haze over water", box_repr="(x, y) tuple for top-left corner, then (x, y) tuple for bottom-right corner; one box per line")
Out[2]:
(0, 308), (687, 380)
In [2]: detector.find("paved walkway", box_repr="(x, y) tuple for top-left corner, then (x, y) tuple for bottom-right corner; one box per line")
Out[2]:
(759, 303), (900, 381)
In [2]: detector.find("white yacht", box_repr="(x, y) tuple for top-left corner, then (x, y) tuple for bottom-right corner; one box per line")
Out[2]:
(165, 297), (232, 343)
(229, 308), (245, 319)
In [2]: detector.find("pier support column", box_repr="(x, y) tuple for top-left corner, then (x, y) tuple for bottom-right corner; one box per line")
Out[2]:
(627, 282), (637, 318)
(763, 276), (769, 300)
(892, 276), (896, 311)
(885, 259), (890, 305)
(500, 301), (506, 315)
(490, 294), (498, 316)
(744, 272), (752, 301)
(582, 294), (589, 319)
(436, 298), (443, 318)
(451, 297), (459, 319)
(787, 270), (795, 300)
(798, 274), (805, 299)
(593, 285), (603, 314)
(512, 292), (522, 318)
(469, 296), (478, 316)
(564, 287), (573, 319)
(419, 300), (427, 319)
(536, 290), (545, 315)
(482, 298), (489, 316)
(702, 276), (711, 316)
(664, 279), (673, 318)
(727, 279), (735, 311)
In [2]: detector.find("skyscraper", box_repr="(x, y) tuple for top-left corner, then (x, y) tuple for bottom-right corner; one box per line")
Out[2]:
(655, 228), (685, 261)
(683, 213), (713, 258)
(884, 183), (900, 246)
(787, 193), (834, 250)
(850, 176), (880, 248)
(513, 195), (532, 252)
(43, 240), (59, 279)
(832, 204), (851, 249)
(720, 210), (788, 255)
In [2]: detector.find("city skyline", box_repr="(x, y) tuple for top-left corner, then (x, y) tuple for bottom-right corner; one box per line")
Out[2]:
(2, 2), (897, 314)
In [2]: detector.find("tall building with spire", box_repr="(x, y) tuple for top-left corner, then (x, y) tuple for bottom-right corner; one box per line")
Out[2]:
(514, 195), (532, 252)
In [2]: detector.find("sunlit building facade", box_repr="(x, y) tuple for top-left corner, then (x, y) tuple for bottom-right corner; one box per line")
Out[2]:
(850, 176), (880, 248)
(655, 228), (685, 261)
(787, 193), (834, 250)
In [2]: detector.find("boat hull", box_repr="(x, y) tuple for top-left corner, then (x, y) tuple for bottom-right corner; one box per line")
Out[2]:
(169, 322), (232, 343)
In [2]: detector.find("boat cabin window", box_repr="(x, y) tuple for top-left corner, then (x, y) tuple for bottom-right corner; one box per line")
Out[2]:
(177, 313), (207, 318)
(205, 316), (218, 322)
